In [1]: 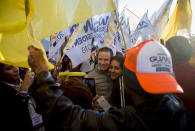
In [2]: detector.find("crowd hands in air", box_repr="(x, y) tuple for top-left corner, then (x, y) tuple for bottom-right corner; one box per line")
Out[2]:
(0, 36), (195, 130)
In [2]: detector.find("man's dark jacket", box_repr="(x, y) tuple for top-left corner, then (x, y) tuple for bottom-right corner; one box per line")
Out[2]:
(31, 71), (190, 131)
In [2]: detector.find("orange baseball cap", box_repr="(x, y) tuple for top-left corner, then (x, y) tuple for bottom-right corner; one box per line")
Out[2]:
(124, 39), (183, 94)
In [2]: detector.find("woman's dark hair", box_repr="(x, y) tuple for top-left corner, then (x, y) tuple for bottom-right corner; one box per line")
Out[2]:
(111, 54), (125, 69)
(59, 77), (93, 109)
(166, 36), (192, 61)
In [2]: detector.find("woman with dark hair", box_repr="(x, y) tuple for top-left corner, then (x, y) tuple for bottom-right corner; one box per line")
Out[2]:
(109, 54), (124, 80)
(109, 54), (132, 108)
(0, 63), (44, 131)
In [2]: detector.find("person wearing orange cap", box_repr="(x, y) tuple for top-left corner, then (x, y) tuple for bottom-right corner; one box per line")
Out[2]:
(28, 39), (190, 131)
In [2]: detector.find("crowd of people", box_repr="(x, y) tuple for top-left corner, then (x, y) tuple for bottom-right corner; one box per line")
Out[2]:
(0, 36), (195, 131)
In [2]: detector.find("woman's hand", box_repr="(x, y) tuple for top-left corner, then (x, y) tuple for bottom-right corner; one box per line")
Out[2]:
(20, 69), (35, 91)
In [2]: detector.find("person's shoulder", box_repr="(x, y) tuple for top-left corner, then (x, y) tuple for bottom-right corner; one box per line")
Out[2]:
(161, 95), (186, 112)
(87, 69), (97, 77)
(0, 81), (11, 89)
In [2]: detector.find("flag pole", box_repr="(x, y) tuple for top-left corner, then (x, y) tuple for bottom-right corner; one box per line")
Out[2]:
(114, 10), (127, 50)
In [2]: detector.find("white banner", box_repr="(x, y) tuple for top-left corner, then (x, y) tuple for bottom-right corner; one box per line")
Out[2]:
(66, 19), (94, 68)
(79, 13), (112, 72)
(66, 10), (133, 70)
(48, 28), (70, 59)
(92, 12), (112, 48)
(66, 12), (114, 69)
(117, 9), (132, 49)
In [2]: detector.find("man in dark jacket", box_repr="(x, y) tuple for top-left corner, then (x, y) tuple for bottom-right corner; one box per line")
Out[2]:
(28, 39), (190, 131)
(166, 36), (195, 128)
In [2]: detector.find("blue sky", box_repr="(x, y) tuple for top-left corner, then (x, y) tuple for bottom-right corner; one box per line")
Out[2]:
(126, 0), (195, 35)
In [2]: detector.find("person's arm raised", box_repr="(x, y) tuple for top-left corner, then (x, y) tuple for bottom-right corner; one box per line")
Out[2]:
(20, 69), (35, 92)
(28, 45), (48, 74)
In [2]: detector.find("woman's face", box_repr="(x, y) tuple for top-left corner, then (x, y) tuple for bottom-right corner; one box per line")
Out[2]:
(0, 64), (20, 82)
(109, 60), (122, 80)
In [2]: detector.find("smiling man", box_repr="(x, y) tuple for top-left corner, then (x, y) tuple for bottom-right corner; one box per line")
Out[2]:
(87, 47), (113, 111)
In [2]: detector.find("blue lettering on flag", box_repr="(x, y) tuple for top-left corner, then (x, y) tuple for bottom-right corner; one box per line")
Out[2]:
(136, 21), (148, 30)
(73, 33), (93, 47)
(99, 16), (110, 26)
(70, 24), (78, 35)
(83, 19), (93, 33)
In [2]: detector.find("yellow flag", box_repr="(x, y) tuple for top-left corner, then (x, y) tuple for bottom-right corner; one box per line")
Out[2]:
(0, 27), (49, 68)
(160, 0), (192, 41)
(0, 0), (116, 68)
(0, 0), (26, 34)
(0, 0), (53, 69)
(31, 0), (116, 40)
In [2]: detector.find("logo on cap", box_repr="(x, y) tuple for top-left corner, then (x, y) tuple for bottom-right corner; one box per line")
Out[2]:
(149, 53), (171, 72)
(124, 39), (183, 94)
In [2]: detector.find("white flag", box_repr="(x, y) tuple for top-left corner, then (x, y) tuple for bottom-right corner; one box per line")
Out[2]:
(103, 12), (118, 46)
(130, 12), (154, 46)
(48, 28), (70, 59)
(150, 0), (173, 40)
(66, 19), (94, 68)
(117, 9), (132, 49)
(125, 8), (140, 32)
(80, 55), (95, 72)
(93, 12), (112, 48)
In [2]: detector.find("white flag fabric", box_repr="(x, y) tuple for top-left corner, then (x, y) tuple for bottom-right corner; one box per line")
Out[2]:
(130, 12), (154, 46)
(101, 11), (125, 56)
(114, 30), (123, 53)
(150, 0), (173, 40)
(66, 19), (94, 68)
(48, 29), (70, 59)
(65, 12), (112, 69)
(118, 9), (132, 49)
(103, 12), (118, 46)
(80, 55), (95, 72)
(92, 12), (112, 48)
(125, 8), (140, 32)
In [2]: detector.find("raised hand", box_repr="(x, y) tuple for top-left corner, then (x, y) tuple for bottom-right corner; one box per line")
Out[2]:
(20, 69), (35, 91)
(28, 45), (48, 74)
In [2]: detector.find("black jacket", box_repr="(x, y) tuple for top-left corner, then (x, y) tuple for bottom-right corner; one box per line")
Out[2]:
(0, 80), (45, 131)
(0, 80), (33, 131)
(31, 71), (190, 131)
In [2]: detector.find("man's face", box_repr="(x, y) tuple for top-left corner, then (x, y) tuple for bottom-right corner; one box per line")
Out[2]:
(98, 51), (111, 71)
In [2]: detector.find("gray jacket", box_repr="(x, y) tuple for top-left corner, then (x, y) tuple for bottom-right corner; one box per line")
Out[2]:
(87, 66), (113, 110)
